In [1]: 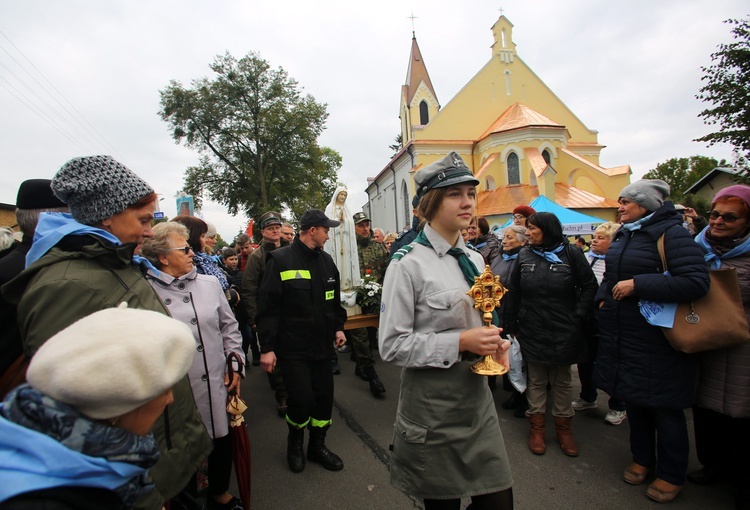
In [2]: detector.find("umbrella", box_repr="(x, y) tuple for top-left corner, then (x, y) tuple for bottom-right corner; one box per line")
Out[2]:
(226, 352), (251, 509)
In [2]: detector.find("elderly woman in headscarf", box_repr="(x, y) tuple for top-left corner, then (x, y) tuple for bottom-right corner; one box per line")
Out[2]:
(2, 156), (211, 508)
(0, 305), (196, 509)
(595, 179), (709, 503)
(141, 222), (245, 510)
(689, 185), (750, 508)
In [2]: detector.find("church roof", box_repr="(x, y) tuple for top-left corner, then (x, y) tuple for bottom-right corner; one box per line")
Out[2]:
(479, 102), (563, 140)
(405, 35), (438, 106)
(476, 183), (619, 217)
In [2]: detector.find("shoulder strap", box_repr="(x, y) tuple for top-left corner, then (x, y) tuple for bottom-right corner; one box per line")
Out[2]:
(656, 233), (668, 272)
(391, 243), (415, 261)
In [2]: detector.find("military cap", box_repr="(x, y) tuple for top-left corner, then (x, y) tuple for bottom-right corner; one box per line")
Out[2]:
(353, 212), (370, 224)
(258, 211), (283, 230)
(414, 151), (479, 197)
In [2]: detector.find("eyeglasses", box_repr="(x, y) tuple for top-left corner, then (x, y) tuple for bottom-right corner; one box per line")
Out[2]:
(707, 211), (746, 223)
(168, 246), (193, 254)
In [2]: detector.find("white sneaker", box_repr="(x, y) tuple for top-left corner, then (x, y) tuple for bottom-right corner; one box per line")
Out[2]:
(605, 410), (627, 425)
(572, 398), (598, 411)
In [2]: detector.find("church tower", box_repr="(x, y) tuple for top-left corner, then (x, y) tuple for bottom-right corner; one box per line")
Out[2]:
(399, 33), (440, 144)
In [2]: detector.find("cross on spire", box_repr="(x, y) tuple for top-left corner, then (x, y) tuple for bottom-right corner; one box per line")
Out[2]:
(499, 6), (505, 17)
(408, 11), (418, 36)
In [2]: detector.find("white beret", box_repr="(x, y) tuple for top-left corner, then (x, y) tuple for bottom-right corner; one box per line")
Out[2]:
(26, 303), (196, 420)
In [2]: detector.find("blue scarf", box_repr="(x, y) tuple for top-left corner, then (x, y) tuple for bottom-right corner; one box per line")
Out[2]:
(0, 385), (159, 506)
(502, 252), (518, 261)
(26, 213), (159, 274)
(414, 230), (499, 326)
(620, 212), (655, 232)
(531, 244), (565, 264)
(193, 252), (230, 291)
(588, 252), (606, 261)
(695, 226), (750, 269)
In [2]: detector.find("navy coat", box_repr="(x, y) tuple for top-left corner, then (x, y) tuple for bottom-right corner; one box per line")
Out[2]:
(594, 203), (710, 409)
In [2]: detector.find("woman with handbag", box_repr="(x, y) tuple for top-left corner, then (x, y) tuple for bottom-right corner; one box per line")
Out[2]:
(689, 184), (750, 509)
(141, 222), (246, 510)
(595, 179), (709, 503)
(504, 212), (598, 458)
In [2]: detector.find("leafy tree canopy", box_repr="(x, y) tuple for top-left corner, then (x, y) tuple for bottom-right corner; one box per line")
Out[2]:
(695, 16), (750, 161)
(159, 52), (340, 222)
(643, 155), (720, 200)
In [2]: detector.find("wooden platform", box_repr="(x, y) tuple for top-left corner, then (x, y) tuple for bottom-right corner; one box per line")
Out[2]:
(344, 314), (379, 330)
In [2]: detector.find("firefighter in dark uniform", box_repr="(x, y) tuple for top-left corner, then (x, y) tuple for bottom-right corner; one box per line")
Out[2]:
(256, 209), (348, 474)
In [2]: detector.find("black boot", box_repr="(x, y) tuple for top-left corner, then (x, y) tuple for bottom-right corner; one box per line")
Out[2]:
(361, 366), (386, 397)
(502, 389), (522, 409)
(286, 423), (305, 473)
(307, 425), (343, 471)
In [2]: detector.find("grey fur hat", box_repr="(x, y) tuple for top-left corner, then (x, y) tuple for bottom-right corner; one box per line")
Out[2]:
(51, 155), (154, 225)
(619, 179), (670, 212)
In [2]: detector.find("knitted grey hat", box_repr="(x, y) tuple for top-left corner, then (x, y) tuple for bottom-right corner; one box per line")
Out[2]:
(619, 179), (670, 212)
(51, 155), (154, 225)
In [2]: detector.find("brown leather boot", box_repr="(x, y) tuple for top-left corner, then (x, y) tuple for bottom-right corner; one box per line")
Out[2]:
(553, 416), (579, 457)
(527, 413), (546, 455)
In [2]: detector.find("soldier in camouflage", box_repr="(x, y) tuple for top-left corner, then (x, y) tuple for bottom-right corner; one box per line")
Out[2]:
(350, 212), (388, 397)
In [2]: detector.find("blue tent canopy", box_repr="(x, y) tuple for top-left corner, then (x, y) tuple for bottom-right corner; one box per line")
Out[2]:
(498, 195), (606, 236)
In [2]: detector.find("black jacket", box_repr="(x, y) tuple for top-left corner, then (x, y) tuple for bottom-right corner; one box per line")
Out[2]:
(256, 237), (347, 360)
(594, 203), (710, 409)
(505, 240), (598, 365)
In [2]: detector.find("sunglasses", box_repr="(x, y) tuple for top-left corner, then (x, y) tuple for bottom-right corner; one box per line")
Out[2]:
(168, 246), (193, 254)
(707, 211), (745, 223)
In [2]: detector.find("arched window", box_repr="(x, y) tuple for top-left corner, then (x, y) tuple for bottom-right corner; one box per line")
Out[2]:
(542, 149), (551, 165)
(507, 152), (520, 185)
(485, 175), (496, 190)
(501, 29), (507, 48)
(419, 100), (429, 125)
(504, 70), (512, 96)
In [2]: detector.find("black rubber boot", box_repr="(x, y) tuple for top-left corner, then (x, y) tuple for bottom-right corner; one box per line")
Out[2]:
(307, 425), (343, 471)
(286, 423), (305, 473)
(361, 366), (386, 397)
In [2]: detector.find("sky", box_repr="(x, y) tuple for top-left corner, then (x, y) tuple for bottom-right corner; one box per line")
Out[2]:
(0, 0), (746, 240)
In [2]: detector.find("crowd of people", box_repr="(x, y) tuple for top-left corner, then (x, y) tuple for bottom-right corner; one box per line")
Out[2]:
(0, 153), (748, 510)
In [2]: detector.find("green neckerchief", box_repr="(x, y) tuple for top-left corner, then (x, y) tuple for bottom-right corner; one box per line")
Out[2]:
(413, 230), (499, 326)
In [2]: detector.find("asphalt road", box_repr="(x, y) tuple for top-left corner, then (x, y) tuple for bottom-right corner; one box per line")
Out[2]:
(237, 352), (734, 510)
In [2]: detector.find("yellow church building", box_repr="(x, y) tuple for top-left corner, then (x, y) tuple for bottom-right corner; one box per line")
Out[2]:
(365, 14), (630, 234)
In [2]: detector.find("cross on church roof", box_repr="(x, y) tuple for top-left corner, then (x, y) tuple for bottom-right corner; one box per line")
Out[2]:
(407, 11), (418, 36)
(499, 6), (505, 17)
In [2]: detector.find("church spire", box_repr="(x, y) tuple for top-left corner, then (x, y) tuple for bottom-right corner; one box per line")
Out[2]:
(400, 33), (440, 143)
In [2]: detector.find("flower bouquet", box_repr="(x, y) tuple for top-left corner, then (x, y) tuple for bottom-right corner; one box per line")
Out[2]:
(356, 272), (382, 315)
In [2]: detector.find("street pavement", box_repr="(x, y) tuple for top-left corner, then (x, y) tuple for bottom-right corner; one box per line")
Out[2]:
(238, 352), (734, 510)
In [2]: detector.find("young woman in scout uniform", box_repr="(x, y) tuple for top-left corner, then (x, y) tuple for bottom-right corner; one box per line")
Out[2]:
(379, 152), (514, 510)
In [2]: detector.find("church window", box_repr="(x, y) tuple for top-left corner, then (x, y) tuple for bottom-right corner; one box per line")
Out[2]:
(419, 100), (429, 125)
(501, 29), (506, 48)
(542, 149), (551, 165)
(507, 152), (520, 185)
(504, 70), (511, 96)
(485, 175), (496, 190)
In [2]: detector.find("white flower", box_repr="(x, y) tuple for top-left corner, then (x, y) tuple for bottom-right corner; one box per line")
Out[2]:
(368, 291), (375, 297)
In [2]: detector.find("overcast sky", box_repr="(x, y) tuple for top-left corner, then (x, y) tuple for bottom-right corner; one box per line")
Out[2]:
(1, 1), (746, 239)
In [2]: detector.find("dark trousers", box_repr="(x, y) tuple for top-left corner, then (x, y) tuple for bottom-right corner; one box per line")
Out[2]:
(207, 434), (232, 497)
(279, 357), (334, 427)
(348, 327), (375, 369)
(626, 403), (689, 485)
(238, 316), (259, 361)
(693, 406), (750, 499)
(577, 361), (625, 411)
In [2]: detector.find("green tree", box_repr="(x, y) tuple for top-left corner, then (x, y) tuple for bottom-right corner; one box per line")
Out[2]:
(643, 156), (718, 200)
(159, 52), (340, 222)
(695, 16), (750, 161)
(389, 133), (403, 157)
